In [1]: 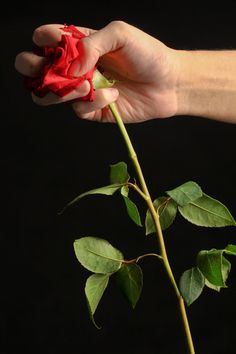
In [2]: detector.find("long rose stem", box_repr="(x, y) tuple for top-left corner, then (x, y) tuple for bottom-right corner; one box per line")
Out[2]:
(109, 102), (195, 354)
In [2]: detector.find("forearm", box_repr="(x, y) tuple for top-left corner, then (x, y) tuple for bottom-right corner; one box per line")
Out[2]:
(176, 50), (236, 123)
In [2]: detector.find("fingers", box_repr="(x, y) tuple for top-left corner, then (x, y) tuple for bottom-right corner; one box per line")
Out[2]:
(32, 80), (91, 105)
(31, 82), (119, 123)
(15, 51), (48, 77)
(15, 21), (129, 78)
(32, 24), (96, 47)
(72, 87), (119, 121)
(30, 21), (129, 77)
(14, 25), (63, 77)
(15, 24), (97, 78)
(32, 24), (63, 47)
(14, 25), (63, 76)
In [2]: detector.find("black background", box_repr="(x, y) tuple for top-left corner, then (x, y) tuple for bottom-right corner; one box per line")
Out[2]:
(2, 1), (236, 354)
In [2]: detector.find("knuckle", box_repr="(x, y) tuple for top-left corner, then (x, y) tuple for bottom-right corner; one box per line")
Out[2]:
(82, 36), (100, 61)
(109, 20), (127, 32)
(106, 21), (131, 48)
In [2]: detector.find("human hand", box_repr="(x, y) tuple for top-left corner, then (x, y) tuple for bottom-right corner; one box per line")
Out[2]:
(15, 21), (181, 123)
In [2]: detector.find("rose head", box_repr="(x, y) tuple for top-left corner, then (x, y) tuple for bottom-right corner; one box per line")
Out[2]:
(25, 25), (95, 101)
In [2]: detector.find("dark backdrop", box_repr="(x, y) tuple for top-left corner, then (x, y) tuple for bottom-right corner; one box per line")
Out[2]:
(2, 2), (236, 354)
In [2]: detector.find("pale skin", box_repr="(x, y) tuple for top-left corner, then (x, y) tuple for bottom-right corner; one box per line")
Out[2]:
(15, 20), (236, 124)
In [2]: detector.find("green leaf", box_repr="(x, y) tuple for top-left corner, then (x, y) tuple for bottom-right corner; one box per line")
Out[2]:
(204, 255), (231, 292)
(179, 267), (205, 306)
(116, 263), (143, 308)
(178, 193), (236, 227)
(59, 183), (124, 214)
(145, 197), (177, 234)
(74, 237), (124, 274)
(123, 196), (142, 226)
(225, 244), (236, 256)
(166, 181), (203, 207)
(197, 249), (231, 287)
(85, 273), (109, 329)
(220, 255), (231, 285)
(110, 162), (130, 184)
(204, 278), (221, 292)
(121, 185), (129, 197)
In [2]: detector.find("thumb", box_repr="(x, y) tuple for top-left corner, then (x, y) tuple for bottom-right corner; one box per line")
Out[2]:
(71, 21), (127, 77)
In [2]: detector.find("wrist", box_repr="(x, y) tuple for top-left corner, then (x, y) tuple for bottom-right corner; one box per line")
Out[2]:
(175, 50), (236, 123)
(175, 50), (195, 117)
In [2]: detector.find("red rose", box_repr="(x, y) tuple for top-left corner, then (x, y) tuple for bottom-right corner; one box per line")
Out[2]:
(25, 25), (95, 101)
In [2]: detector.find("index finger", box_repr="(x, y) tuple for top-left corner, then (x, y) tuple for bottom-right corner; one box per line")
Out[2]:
(32, 24), (96, 47)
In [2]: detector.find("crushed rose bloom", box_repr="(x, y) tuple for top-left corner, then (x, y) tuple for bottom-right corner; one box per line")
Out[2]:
(25, 24), (95, 101)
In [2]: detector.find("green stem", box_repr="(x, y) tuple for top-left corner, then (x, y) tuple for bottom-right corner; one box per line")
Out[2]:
(109, 103), (149, 197)
(109, 102), (195, 354)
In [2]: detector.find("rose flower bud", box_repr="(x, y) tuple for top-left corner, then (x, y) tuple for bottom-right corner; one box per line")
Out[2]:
(25, 24), (96, 101)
